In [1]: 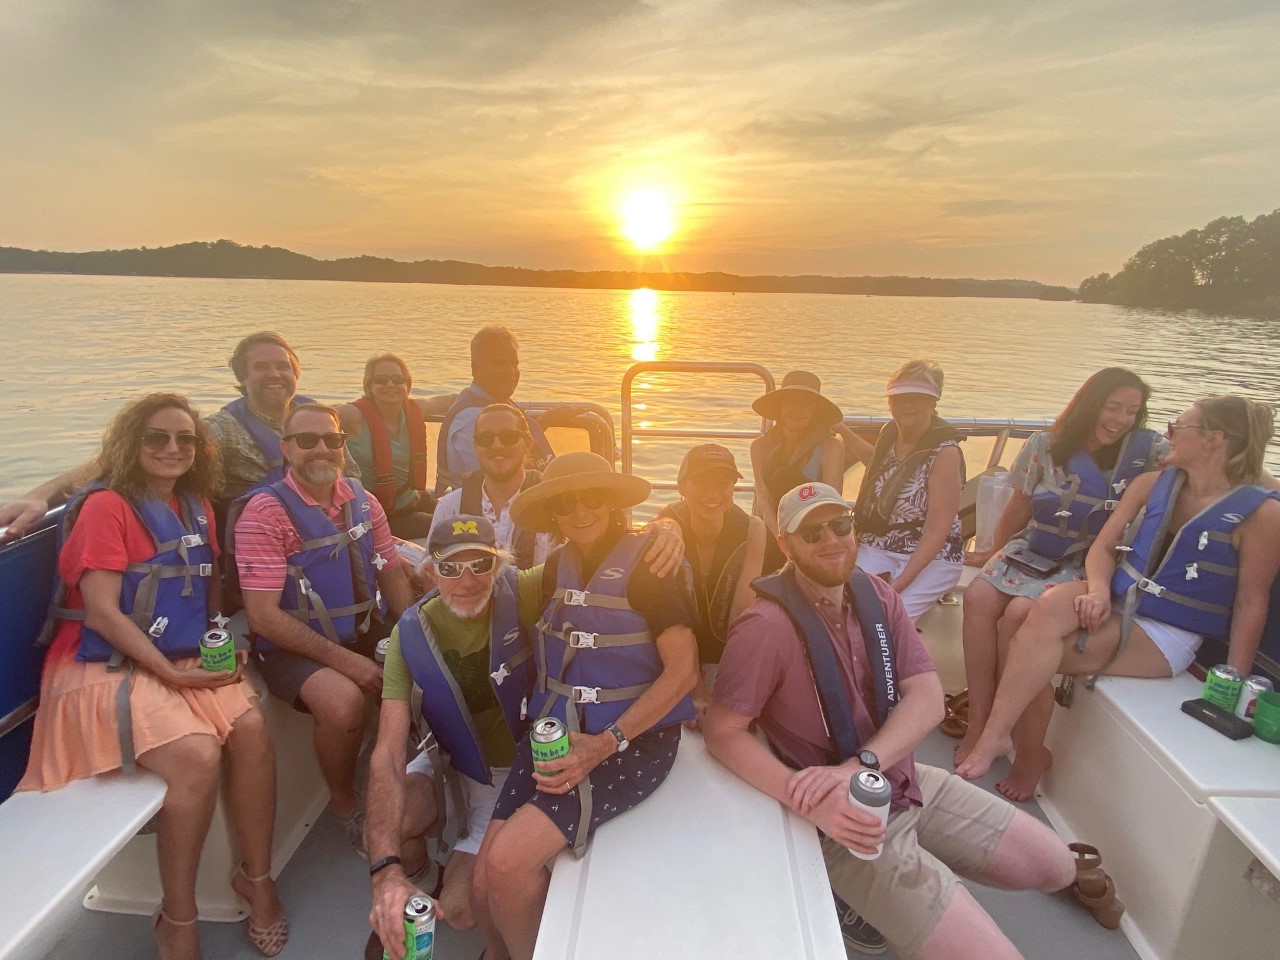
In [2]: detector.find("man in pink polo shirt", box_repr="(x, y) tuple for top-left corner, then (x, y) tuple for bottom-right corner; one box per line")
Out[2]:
(236, 403), (415, 854)
(705, 483), (1075, 960)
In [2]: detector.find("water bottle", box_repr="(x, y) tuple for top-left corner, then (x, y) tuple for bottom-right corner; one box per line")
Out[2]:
(974, 468), (1013, 554)
(846, 769), (892, 861)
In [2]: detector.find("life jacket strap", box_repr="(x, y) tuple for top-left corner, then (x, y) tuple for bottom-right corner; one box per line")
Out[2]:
(551, 588), (634, 611)
(544, 678), (652, 704)
(490, 647), (532, 686)
(536, 622), (652, 649)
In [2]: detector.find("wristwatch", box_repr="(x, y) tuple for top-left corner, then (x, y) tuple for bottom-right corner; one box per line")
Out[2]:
(605, 722), (630, 752)
(857, 749), (880, 771)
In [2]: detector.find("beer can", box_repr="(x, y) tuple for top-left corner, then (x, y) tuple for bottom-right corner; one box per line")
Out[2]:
(375, 637), (391, 666)
(846, 769), (892, 861)
(199, 629), (236, 673)
(383, 895), (435, 960)
(1204, 664), (1243, 711)
(530, 718), (570, 768)
(1234, 676), (1274, 722)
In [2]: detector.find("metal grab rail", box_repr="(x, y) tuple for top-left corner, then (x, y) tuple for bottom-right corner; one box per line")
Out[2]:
(621, 361), (776, 492)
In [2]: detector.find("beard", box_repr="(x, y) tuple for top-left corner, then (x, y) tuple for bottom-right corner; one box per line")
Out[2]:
(791, 548), (856, 588)
(294, 458), (341, 486)
(440, 589), (492, 620)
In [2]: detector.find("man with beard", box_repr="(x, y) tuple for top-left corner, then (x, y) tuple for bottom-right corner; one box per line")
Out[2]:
(365, 515), (539, 955)
(236, 403), (414, 853)
(430, 403), (555, 569)
(704, 483), (1075, 960)
(435, 326), (555, 493)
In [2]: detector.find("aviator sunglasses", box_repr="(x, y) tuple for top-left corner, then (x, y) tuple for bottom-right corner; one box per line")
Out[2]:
(436, 555), (497, 578)
(546, 489), (610, 517)
(371, 374), (408, 386)
(139, 430), (202, 450)
(474, 429), (525, 448)
(283, 431), (348, 450)
(796, 514), (856, 543)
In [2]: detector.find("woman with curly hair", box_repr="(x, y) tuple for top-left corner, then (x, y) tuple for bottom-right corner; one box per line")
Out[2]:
(17, 393), (287, 960)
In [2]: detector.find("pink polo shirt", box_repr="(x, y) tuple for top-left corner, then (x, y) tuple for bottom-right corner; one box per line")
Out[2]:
(234, 472), (401, 591)
(712, 568), (935, 810)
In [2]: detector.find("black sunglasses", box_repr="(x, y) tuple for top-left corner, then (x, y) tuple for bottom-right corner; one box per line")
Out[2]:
(436, 555), (497, 578)
(796, 514), (856, 544)
(547, 489), (611, 517)
(283, 431), (348, 450)
(371, 374), (408, 386)
(139, 430), (202, 450)
(475, 429), (525, 448)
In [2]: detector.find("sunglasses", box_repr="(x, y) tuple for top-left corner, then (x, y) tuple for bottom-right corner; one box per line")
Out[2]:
(371, 374), (408, 386)
(475, 429), (525, 448)
(436, 555), (497, 578)
(796, 514), (856, 544)
(1166, 420), (1206, 436)
(546, 489), (611, 517)
(283, 431), (348, 450)
(139, 430), (202, 450)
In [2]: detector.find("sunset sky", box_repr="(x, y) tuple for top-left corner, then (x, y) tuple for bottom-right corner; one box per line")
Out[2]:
(2, 0), (1276, 286)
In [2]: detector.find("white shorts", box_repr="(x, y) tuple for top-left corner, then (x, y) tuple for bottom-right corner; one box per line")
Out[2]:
(1131, 616), (1203, 674)
(855, 544), (963, 621)
(405, 751), (509, 857)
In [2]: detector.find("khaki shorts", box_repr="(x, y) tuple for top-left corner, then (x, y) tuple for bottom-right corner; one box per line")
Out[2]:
(823, 763), (1015, 956)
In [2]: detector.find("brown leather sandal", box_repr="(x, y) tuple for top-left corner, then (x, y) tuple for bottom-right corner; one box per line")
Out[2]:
(940, 690), (970, 738)
(1070, 842), (1125, 929)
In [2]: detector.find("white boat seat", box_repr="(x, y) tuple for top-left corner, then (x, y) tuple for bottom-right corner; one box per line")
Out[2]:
(0, 770), (166, 960)
(533, 732), (844, 960)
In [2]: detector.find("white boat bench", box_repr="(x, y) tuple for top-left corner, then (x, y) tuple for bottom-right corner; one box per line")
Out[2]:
(533, 732), (845, 960)
(0, 769), (166, 960)
(1041, 672), (1280, 960)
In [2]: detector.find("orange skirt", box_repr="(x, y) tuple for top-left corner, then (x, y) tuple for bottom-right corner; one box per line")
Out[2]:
(16, 655), (260, 793)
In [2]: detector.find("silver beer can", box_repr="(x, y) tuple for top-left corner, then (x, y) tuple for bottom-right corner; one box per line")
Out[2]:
(1234, 676), (1274, 722)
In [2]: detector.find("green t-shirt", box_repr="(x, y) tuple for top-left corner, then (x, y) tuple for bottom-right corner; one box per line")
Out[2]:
(382, 567), (545, 769)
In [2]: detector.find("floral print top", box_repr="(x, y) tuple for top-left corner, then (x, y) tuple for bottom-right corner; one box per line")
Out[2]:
(857, 439), (966, 562)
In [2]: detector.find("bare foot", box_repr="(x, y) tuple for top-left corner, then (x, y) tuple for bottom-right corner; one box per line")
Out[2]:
(996, 746), (1052, 802)
(955, 731), (1012, 781)
(954, 726), (983, 767)
(155, 910), (201, 960)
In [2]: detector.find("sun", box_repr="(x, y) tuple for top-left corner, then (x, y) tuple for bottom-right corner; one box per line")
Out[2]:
(619, 187), (676, 254)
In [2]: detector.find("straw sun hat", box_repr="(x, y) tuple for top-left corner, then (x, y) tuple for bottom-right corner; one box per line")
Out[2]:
(751, 370), (843, 426)
(509, 451), (652, 533)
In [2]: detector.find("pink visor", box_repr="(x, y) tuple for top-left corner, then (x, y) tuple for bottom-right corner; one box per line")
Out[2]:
(885, 379), (941, 399)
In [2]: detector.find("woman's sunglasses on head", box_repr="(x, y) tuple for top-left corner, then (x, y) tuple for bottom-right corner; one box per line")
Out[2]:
(283, 431), (348, 450)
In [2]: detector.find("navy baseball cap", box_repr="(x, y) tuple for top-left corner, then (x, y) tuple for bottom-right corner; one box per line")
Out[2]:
(429, 514), (500, 561)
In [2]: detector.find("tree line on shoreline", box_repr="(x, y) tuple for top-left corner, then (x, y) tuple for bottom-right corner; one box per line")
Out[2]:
(1079, 208), (1280, 319)
(0, 240), (1075, 301)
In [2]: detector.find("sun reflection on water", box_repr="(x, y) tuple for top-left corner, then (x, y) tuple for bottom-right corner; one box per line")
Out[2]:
(629, 287), (661, 362)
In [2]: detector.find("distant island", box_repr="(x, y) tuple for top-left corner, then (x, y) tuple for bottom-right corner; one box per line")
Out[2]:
(1079, 208), (1279, 319)
(0, 240), (1076, 301)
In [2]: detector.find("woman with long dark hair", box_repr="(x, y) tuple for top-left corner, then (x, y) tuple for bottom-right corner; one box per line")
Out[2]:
(954, 368), (1163, 800)
(17, 394), (286, 959)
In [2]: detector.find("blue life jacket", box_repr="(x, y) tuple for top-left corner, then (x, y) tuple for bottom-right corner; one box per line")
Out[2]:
(529, 533), (696, 735)
(395, 566), (535, 785)
(752, 566), (897, 761)
(248, 478), (386, 653)
(1027, 429), (1160, 560)
(434, 384), (554, 493)
(40, 483), (214, 662)
(223, 395), (316, 493)
(1112, 468), (1279, 641)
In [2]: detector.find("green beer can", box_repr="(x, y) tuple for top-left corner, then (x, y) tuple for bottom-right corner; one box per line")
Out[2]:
(530, 718), (570, 768)
(199, 629), (237, 673)
(1203, 664), (1243, 711)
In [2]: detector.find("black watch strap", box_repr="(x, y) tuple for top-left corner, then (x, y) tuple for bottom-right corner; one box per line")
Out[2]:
(369, 855), (402, 878)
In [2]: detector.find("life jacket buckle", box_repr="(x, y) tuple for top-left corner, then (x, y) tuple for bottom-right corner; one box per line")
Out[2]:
(148, 616), (170, 638)
(1115, 544), (1133, 553)
(564, 589), (589, 606)
(572, 685), (601, 704)
(1198, 531), (1210, 551)
(1137, 578), (1164, 597)
(299, 577), (312, 594)
(1054, 509), (1072, 518)
(348, 522), (371, 541)
(1103, 499), (1119, 511)
(568, 630), (598, 649)
(181, 534), (205, 548)
(491, 663), (510, 685)
(1185, 563), (1199, 581)
(520, 697), (528, 720)
(199, 563), (214, 577)
(1113, 479), (1128, 494)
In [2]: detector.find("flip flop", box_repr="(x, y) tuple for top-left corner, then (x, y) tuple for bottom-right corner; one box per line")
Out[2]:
(940, 690), (970, 738)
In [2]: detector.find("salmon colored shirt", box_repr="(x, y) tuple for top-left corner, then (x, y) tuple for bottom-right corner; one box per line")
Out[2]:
(234, 472), (400, 591)
(46, 489), (220, 668)
(712, 568), (935, 810)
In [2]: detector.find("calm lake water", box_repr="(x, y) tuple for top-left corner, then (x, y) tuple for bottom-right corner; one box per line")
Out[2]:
(1, 273), (1277, 503)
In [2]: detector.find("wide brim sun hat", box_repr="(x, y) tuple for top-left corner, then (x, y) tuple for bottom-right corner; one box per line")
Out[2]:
(751, 370), (843, 426)
(509, 451), (652, 533)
